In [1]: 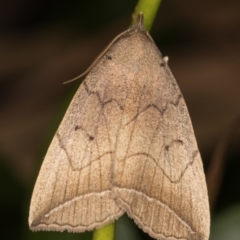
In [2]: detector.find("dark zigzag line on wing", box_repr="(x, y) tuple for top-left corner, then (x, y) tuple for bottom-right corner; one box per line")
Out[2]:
(83, 82), (183, 155)
(122, 150), (199, 183)
(125, 94), (182, 126)
(83, 81), (124, 110)
(57, 130), (198, 182)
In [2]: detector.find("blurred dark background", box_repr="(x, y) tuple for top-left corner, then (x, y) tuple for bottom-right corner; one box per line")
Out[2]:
(1, 0), (240, 239)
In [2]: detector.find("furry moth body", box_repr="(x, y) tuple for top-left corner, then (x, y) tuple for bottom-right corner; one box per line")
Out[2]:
(29, 13), (210, 240)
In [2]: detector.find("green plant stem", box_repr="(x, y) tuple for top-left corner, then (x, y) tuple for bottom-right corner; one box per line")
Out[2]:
(92, 222), (115, 240)
(91, 1), (162, 240)
(132, 0), (162, 31)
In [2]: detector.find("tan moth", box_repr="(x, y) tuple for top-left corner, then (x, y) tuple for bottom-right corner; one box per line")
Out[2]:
(29, 13), (210, 240)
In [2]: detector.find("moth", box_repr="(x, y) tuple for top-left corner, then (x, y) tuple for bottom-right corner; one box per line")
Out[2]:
(29, 13), (210, 240)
